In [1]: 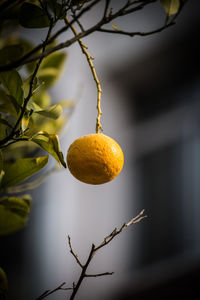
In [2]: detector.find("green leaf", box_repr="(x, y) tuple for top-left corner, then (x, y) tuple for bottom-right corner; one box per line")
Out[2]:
(0, 89), (19, 116)
(0, 150), (4, 188)
(21, 115), (30, 132)
(0, 116), (13, 128)
(1, 156), (48, 189)
(0, 44), (24, 67)
(47, 0), (64, 19)
(0, 123), (8, 140)
(27, 114), (66, 137)
(0, 195), (31, 236)
(0, 116), (13, 140)
(58, 100), (75, 109)
(41, 52), (67, 70)
(37, 68), (60, 88)
(32, 131), (66, 167)
(22, 76), (40, 99)
(0, 150), (3, 172)
(35, 104), (63, 119)
(38, 52), (67, 88)
(0, 70), (24, 106)
(19, 2), (50, 28)
(0, 171), (5, 189)
(0, 267), (8, 294)
(33, 91), (51, 108)
(71, 0), (92, 6)
(160, 0), (180, 16)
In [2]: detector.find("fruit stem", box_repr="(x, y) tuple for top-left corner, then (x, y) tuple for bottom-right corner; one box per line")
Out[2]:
(65, 16), (103, 133)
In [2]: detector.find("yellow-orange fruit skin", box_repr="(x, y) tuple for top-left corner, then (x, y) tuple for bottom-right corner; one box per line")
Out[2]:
(67, 133), (124, 185)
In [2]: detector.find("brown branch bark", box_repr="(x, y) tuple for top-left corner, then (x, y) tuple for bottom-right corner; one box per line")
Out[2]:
(85, 272), (114, 277)
(94, 209), (147, 252)
(68, 235), (83, 268)
(97, 21), (175, 37)
(35, 282), (72, 300)
(68, 210), (147, 300)
(34, 210), (146, 300)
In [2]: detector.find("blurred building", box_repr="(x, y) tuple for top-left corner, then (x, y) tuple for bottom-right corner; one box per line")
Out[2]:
(107, 2), (200, 299)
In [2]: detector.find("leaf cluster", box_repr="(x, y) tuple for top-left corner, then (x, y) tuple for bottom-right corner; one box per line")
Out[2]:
(0, 1), (76, 238)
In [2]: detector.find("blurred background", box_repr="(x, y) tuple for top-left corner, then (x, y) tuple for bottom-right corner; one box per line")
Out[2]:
(1, 1), (200, 299)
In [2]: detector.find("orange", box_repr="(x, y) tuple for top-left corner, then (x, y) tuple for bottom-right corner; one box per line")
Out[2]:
(67, 133), (124, 184)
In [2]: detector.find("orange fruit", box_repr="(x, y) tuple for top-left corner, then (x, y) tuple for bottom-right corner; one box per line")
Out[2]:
(67, 133), (124, 184)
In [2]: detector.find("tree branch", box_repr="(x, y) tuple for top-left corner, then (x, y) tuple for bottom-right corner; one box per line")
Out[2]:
(68, 210), (147, 300)
(0, 0), (163, 72)
(103, 0), (111, 18)
(85, 272), (114, 277)
(94, 209), (147, 252)
(97, 21), (175, 37)
(35, 210), (146, 300)
(68, 235), (83, 268)
(35, 282), (72, 300)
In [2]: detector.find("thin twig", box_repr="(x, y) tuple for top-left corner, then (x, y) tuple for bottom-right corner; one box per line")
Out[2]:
(103, 0), (111, 18)
(35, 282), (72, 300)
(68, 235), (83, 268)
(97, 21), (175, 37)
(70, 6), (85, 32)
(94, 209), (147, 252)
(0, 137), (30, 149)
(85, 272), (114, 277)
(34, 210), (146, 300)
(65, 16), (103, 133)
(68, 210), (147, 300)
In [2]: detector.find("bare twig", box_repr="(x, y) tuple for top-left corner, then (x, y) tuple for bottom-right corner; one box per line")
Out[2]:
(68, 235), (83, 268)
(85, 272), (114, 277)
(35, 282), (72, 300)
(68, 210), (147, 300)
(34, 210), (146, 300)
(97, 21), (175, 37)
(70, 6), (85, 32)
(94, 209), (147, 252)
(103, 0), (111, 18)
